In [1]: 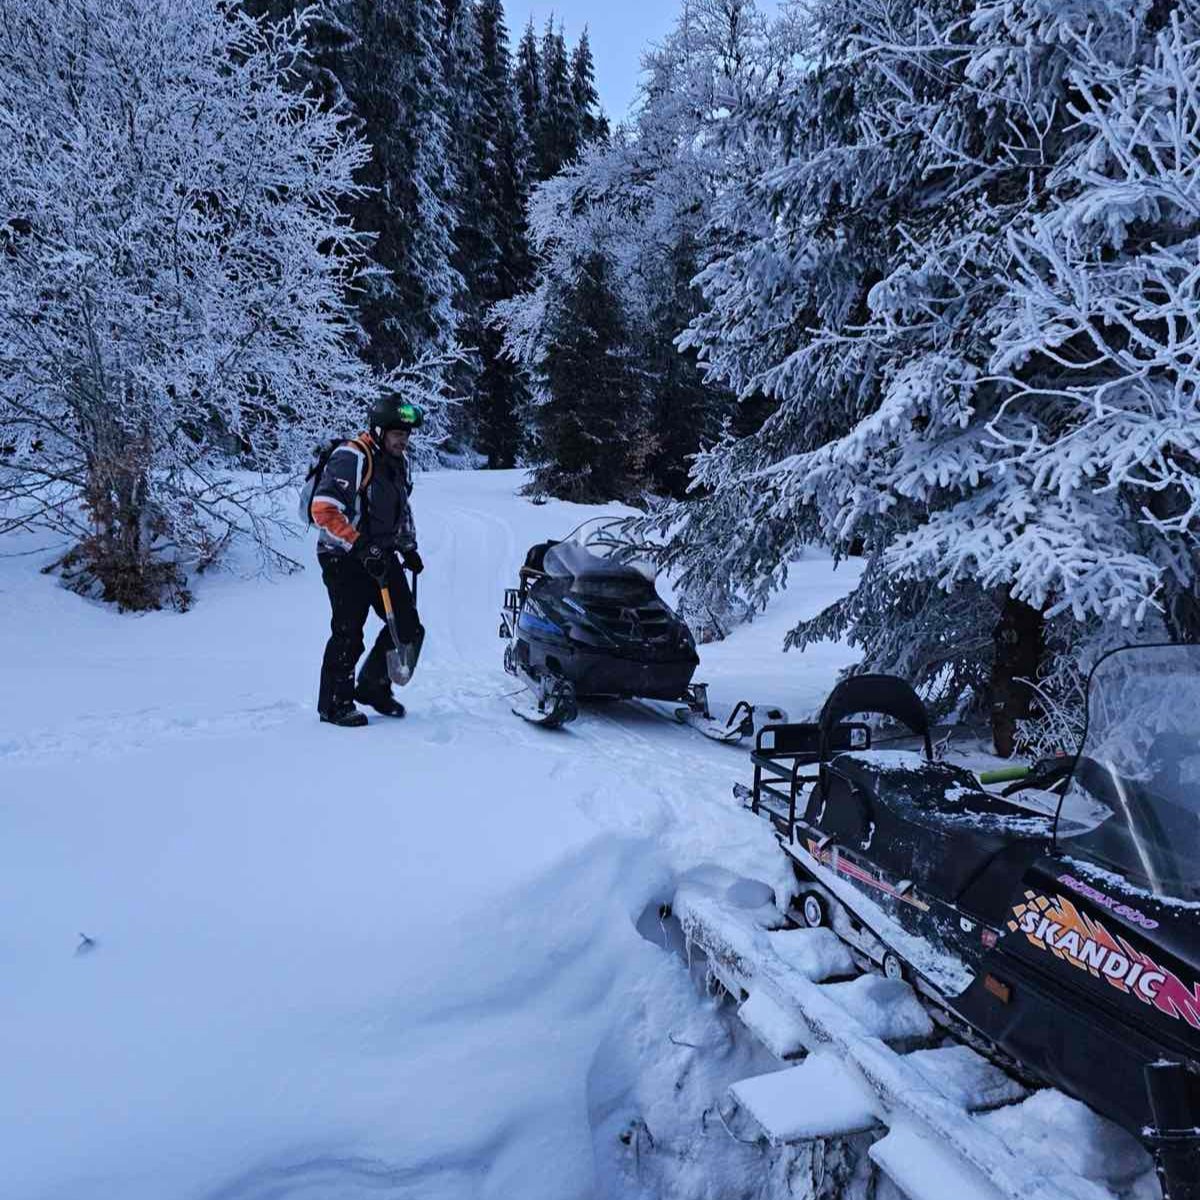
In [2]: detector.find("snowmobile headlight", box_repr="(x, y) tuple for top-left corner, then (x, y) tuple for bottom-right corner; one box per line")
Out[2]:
(559, 596), (611, 639)
(519, 597), (565, 637)
(567, 622), (612, 648)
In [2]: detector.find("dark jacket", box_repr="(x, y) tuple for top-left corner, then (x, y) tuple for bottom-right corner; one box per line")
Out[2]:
(311, 432), (417, 557)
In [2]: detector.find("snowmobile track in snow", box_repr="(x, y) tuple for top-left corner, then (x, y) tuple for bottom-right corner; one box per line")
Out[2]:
(0, 700), (310, 763)
(672, 881), (1157, 1200)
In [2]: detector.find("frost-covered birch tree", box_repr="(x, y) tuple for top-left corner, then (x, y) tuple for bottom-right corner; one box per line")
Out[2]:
(0, 0), (399, 609)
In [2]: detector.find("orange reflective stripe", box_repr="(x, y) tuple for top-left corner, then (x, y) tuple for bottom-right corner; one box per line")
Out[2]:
(311, 498), (360, 547)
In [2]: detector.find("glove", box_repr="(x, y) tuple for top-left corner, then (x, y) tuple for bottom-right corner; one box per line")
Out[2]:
(355, 537), (391, 583)
(402, 548), (424, 575)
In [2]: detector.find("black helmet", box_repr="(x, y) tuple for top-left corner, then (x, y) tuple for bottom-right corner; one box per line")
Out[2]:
(369, 398), (425, 438)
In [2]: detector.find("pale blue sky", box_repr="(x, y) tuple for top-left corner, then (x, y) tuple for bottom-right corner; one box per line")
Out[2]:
(501, 1), (688, 123)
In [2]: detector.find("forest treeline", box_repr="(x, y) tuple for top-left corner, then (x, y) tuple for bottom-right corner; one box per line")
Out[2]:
(3, 0), (1199, 754)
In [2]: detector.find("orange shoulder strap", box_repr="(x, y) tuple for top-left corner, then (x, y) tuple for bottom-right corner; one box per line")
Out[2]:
(350, 435), (374, 493)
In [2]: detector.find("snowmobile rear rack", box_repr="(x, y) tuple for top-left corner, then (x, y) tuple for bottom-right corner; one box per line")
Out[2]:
(500, 587), (520, 638)
(747, 721), (871, 833)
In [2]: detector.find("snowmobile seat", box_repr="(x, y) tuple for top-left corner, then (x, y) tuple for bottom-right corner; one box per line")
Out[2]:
(519, 540), (559, 595)
(813, 752), (1055, 911)
(818, 674), (934, 761)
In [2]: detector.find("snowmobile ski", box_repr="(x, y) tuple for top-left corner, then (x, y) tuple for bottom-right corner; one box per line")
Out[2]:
(671, 695), (788, 744)
(510, 675), (578, 729)
(674, 705), (748, 742)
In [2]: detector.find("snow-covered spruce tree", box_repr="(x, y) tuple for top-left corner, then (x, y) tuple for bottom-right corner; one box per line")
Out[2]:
(514, 18), (543, 162)
(494, 1), (781, 507)
(539, 23), (609, 178)
(570, 28), (610, 148)
(0, 0), (396, 610)
(441, 0), (482, 156)
(536, 21), (579, 182)
(981, 7), (1200, 641)
(496, 191), (654, 503)
(656, 0), (965, 663)
(336, 0), (460, 366)
(438, 0), (485, 425)
(662, 0), (1200, 750)
(842, 0), (1200, 747)
(467, 0), (534, 468)
(634, 0), (780, 498)
(492, 127), (713, 502)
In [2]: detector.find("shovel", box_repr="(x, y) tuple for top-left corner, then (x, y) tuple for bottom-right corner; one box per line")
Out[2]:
(380, 571), (425, 687)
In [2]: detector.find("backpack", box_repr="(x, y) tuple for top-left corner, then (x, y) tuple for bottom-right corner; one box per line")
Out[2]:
(298, 435), (374, 526)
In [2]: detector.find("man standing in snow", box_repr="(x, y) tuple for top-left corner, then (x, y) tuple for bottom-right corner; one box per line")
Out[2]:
(311, 399), (425, 727)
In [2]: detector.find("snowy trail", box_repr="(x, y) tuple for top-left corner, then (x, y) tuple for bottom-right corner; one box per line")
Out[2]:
(1, 469), (855, 1200)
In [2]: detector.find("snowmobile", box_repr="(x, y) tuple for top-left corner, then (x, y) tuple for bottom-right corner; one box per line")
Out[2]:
(500, 517), (776, 738)
(740, 644), (1200, 1200)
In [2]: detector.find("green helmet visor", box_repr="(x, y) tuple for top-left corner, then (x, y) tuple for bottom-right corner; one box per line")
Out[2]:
(393, 402), (424, 430)
(372, 399), (425, 433)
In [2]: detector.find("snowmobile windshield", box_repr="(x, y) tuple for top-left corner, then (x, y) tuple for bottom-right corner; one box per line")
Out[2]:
(542, 518), (658, 599)
(1060, 644), (1200, 902)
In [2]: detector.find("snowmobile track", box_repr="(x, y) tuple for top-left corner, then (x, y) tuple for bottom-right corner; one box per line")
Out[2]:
(672, 881), (1154, 1200)
(0, 700), (309, 763)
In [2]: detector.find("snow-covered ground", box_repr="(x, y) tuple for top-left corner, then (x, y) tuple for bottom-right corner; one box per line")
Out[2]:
(0, 469), (864, 1200)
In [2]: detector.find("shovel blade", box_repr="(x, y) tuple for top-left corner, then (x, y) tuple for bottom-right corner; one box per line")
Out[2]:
(386, 649), (410, 686)
(385, 623), (425, 687)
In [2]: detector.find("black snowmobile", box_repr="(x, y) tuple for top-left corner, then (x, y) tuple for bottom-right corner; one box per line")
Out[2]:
(741, 644), (1200, 1199)
(500, 517), (772, 738)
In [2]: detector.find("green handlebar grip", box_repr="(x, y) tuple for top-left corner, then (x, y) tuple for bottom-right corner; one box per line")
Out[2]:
(978, 765), (1031, 785)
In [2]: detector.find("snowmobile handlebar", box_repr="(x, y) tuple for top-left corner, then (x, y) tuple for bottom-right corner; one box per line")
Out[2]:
(977, 765), (1030, 785)
(977, 757), (1075, 796)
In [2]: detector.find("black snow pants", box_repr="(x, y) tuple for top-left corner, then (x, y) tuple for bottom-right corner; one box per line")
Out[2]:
(318, 551), (420, 715)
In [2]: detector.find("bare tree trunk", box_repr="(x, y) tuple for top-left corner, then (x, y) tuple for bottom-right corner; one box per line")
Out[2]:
(990, 592), (1044, 757)
(65, 425), (186, 610)
(1166, 587), (1200, 643)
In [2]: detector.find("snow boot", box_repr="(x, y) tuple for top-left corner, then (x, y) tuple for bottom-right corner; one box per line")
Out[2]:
(354, 687), (406, 718)
(320, 703), (369, 728)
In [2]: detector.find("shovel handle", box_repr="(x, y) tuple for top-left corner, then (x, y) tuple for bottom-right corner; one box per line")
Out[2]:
(380, 584), (394, 618)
